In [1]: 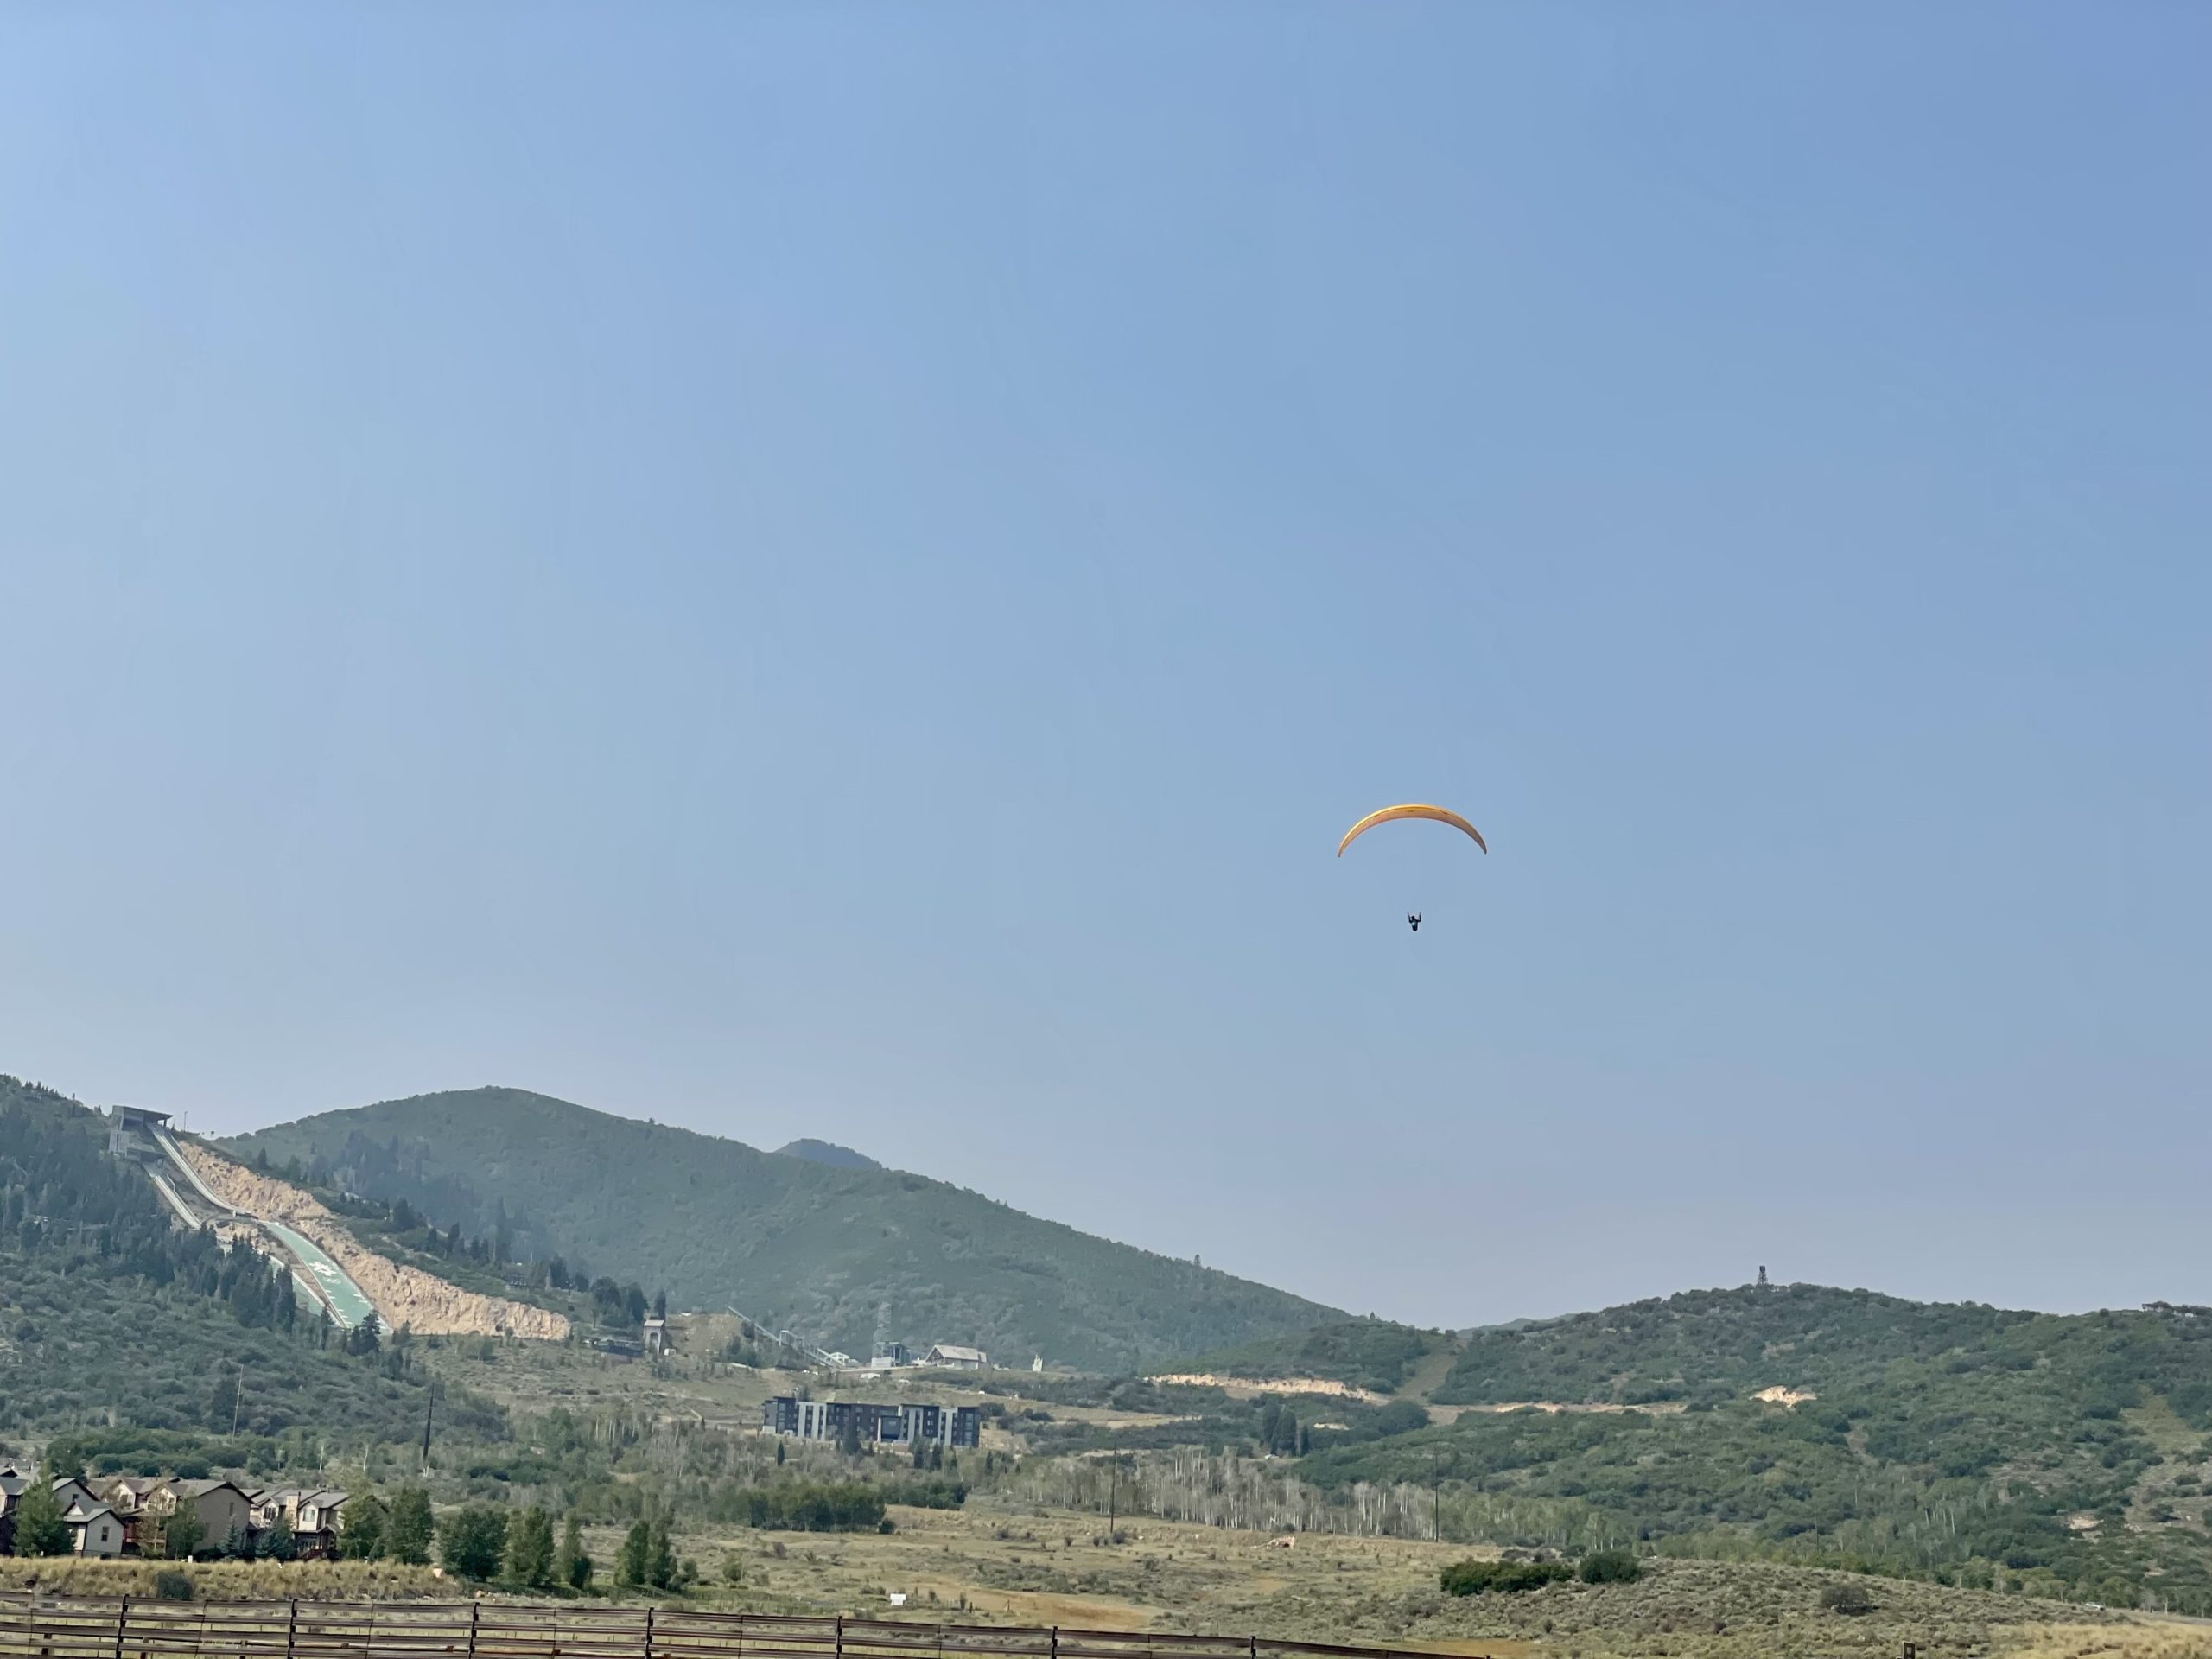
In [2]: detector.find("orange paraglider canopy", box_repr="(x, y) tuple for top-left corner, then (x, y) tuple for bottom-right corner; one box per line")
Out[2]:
(1336, 804), (1487, 857)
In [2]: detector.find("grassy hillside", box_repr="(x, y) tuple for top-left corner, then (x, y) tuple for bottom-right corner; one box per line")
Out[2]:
(226, 1088), (1342, 1371)
(1302, 1283), (2212, 1613)
(1178, 1317), (1452, 1394)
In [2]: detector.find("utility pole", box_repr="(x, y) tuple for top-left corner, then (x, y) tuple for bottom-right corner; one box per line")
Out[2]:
(420, 1383), (436, 1470)
(1107, 1460), (1117, 1540)
(1429, 1449), (1440, 1541)
(231, 1362), (245, 1437)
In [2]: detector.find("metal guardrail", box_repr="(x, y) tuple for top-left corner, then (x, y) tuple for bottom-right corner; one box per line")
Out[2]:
(0, 1593), (1459, 1659)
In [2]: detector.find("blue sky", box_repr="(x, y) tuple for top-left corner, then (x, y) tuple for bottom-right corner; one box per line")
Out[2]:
(2, 5), (2205, 1326)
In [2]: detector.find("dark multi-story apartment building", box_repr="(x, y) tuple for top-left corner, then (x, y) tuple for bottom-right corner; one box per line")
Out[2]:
(760, 1397), (980, 1449)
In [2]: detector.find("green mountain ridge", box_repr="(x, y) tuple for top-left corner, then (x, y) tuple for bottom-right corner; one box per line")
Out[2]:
(13, 1065), (2212, 1611)
(225, 1086), (1344, 1371)
(1294, 1282), (2212, 1611)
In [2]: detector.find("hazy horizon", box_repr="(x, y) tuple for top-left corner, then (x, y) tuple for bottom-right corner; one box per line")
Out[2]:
(92, 1074), (2202, 1330)
(4, 6), (2206, 1329)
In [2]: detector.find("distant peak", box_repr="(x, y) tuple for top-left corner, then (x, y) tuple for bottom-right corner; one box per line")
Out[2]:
(772, 1138), (880, 1171)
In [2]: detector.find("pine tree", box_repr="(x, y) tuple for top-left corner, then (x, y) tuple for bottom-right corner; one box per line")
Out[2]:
(505, 1505), (555, 1590)
(615, 1519), (651, 1587)
(10, 1473), (68, 1557)
(645, 1517), (677, 1590)
(207, 1372), (241, 1434)
(560, 1515), (593, 1591)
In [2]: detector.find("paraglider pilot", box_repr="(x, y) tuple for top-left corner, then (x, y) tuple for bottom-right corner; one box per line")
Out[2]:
(1407, 913), (1422, 932)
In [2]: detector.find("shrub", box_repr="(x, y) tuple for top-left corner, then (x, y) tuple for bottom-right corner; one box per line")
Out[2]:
(1440, 1559), (1573, 1597)
(1821, 1580), (1876, 1615)
(881, 1478), (967, 1510)
(741, 1480), (887, 1533)
(152, 1569), (193, 1601)
(1579, 1550), (1642, 1585)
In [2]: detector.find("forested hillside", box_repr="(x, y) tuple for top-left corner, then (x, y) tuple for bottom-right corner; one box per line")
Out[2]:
(0, 1077), (496, 1455)
(227, 1088), (1342, 1370)
(1433, 1282), (2187, 1407)
(1300, 1284), (2212, 1612)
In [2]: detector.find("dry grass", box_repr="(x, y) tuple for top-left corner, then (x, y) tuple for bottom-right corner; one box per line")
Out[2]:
(6, 1516), (2198, 1659)
(0, 1559), (448, 1600)
(2002, 1624), (2212, 1659)
(585, 1501), (2184, 1659)
(1226, 1556), (2128, 1659)
(584, 1501), (1478, 1632)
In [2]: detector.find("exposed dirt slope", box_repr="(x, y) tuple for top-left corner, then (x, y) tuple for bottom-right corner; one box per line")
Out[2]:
(1148, 1373), (1384, 1402)
(175, 1140), (569, 1340)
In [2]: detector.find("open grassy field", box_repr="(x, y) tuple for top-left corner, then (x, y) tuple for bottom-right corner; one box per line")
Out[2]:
(579, 1501), (1500, 1639)
(560, 1497), (2199, 1659)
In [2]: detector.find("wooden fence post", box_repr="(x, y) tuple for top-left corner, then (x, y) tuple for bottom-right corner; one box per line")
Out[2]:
(468, 1600), (481, 1659)
(1050, 1630), (1058, 1659)
(284, 1601), (296, 1659)
(112, 1596), (129, 1659)
(641, 1605), (653, 1659)
(833, 1616), (842, 1659)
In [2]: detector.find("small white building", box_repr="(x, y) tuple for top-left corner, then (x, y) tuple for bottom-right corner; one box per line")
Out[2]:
(924, 1344), (988, 1370)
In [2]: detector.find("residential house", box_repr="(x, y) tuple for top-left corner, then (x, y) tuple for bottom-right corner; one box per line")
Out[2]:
(150, 1479), (255, 1554)
(0, 1473), (107, 1555)
(50, 1477), (98, 1515)
(63, 1497), (124, 1558)
(292, 1489), (348, 1558)
(923, 1344), (988, 1370)
(251, 1488), (350, 1558)
(95, 1478), (164, 1554)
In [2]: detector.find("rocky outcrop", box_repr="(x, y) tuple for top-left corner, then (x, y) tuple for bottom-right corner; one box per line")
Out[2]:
(175, 1141), (570, 1341)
